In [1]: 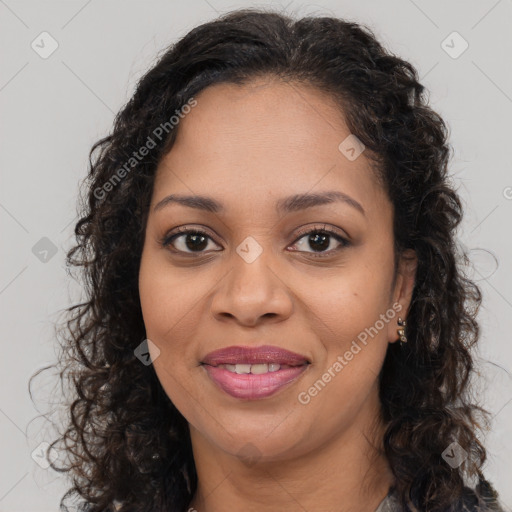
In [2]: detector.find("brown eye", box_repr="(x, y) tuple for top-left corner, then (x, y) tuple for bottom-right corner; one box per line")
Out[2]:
(290, 226), (350, 258)
(162, 228), (221, 254)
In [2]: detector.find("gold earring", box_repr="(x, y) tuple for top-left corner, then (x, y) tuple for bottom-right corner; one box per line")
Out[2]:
(397, 317), (407, 344)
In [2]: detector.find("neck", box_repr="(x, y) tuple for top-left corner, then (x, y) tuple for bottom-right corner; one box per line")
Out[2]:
(187, 387), (394, 512)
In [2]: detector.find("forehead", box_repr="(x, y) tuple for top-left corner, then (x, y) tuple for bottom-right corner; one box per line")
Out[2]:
(152, 78), (389, 217)
(170, 78), (350, 160)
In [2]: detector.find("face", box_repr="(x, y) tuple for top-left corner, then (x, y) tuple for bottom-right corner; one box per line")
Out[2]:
(138, 78), (416, 463)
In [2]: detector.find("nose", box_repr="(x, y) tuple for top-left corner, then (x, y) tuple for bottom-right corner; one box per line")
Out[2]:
(210, 249), (293, 327)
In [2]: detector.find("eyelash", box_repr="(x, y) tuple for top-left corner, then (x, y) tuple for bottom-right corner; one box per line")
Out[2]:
(160, 224), (350, 259)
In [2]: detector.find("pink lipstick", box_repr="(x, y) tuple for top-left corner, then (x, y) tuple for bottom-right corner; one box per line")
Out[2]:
(201, 345), (310, 400)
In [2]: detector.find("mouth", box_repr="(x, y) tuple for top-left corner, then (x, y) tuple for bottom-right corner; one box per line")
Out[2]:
(201, 344), (311, 368)
(201, 363), (310, 400)
(200, 345), (311, 400)
(201, 361), (309, 374)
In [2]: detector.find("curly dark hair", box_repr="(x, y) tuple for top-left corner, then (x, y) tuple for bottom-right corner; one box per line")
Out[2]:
(29, 7), (506, 512)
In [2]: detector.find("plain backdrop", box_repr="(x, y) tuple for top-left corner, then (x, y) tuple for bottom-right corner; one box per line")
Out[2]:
(1, 1), (511, 511)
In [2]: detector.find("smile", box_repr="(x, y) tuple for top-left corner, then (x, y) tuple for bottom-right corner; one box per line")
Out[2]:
(202, 362), (310, 400)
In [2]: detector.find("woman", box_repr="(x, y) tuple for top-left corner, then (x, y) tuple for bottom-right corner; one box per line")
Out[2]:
(41, 7), (506, 512)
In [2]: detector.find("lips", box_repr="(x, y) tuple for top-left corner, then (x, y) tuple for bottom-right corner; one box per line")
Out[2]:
(201, 345), (310, 367)
(202, 364), (309, 400)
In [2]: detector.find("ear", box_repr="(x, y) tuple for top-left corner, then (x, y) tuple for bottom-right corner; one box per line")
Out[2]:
(387, 249), (417, 344)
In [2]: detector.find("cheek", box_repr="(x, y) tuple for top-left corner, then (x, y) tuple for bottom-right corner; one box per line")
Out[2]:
(304, 284), (392, 381)
(139, 252), (205, 419)
(295, 279), (393, 433)
(139, 250), (201, 345)
(296, 243), (395, 375)
(302, 259), (394, 336)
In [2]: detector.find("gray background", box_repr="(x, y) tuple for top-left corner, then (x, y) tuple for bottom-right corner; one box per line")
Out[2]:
(1, 1), (511, 510)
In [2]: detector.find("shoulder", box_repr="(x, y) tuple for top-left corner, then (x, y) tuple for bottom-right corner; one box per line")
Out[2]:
(378, 483), (506, 512)
(456, 483), (507, 512)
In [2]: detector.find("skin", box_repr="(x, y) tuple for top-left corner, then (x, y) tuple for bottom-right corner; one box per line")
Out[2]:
(138, 77), (417, 512)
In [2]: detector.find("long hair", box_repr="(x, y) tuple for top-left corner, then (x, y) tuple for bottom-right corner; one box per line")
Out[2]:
(30, 7), (504, 512)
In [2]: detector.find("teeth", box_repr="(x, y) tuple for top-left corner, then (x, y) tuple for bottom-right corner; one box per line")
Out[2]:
(219, 363), (284, 374)
(235, 364), (251, 374)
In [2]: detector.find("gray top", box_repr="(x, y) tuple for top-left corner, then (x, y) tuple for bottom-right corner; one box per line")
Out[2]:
(373, 486), (506, 512)
(102, 483), (507, 511)
(374, 489), (400, 512)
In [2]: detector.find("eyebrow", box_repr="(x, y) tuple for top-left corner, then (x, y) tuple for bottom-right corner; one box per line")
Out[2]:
(153, 191), (365, 216)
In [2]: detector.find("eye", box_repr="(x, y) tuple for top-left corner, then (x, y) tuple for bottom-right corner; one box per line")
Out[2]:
(161, 227), (221, 254)
(161, 224), (350, 258)
(289, 224), (350, 258)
